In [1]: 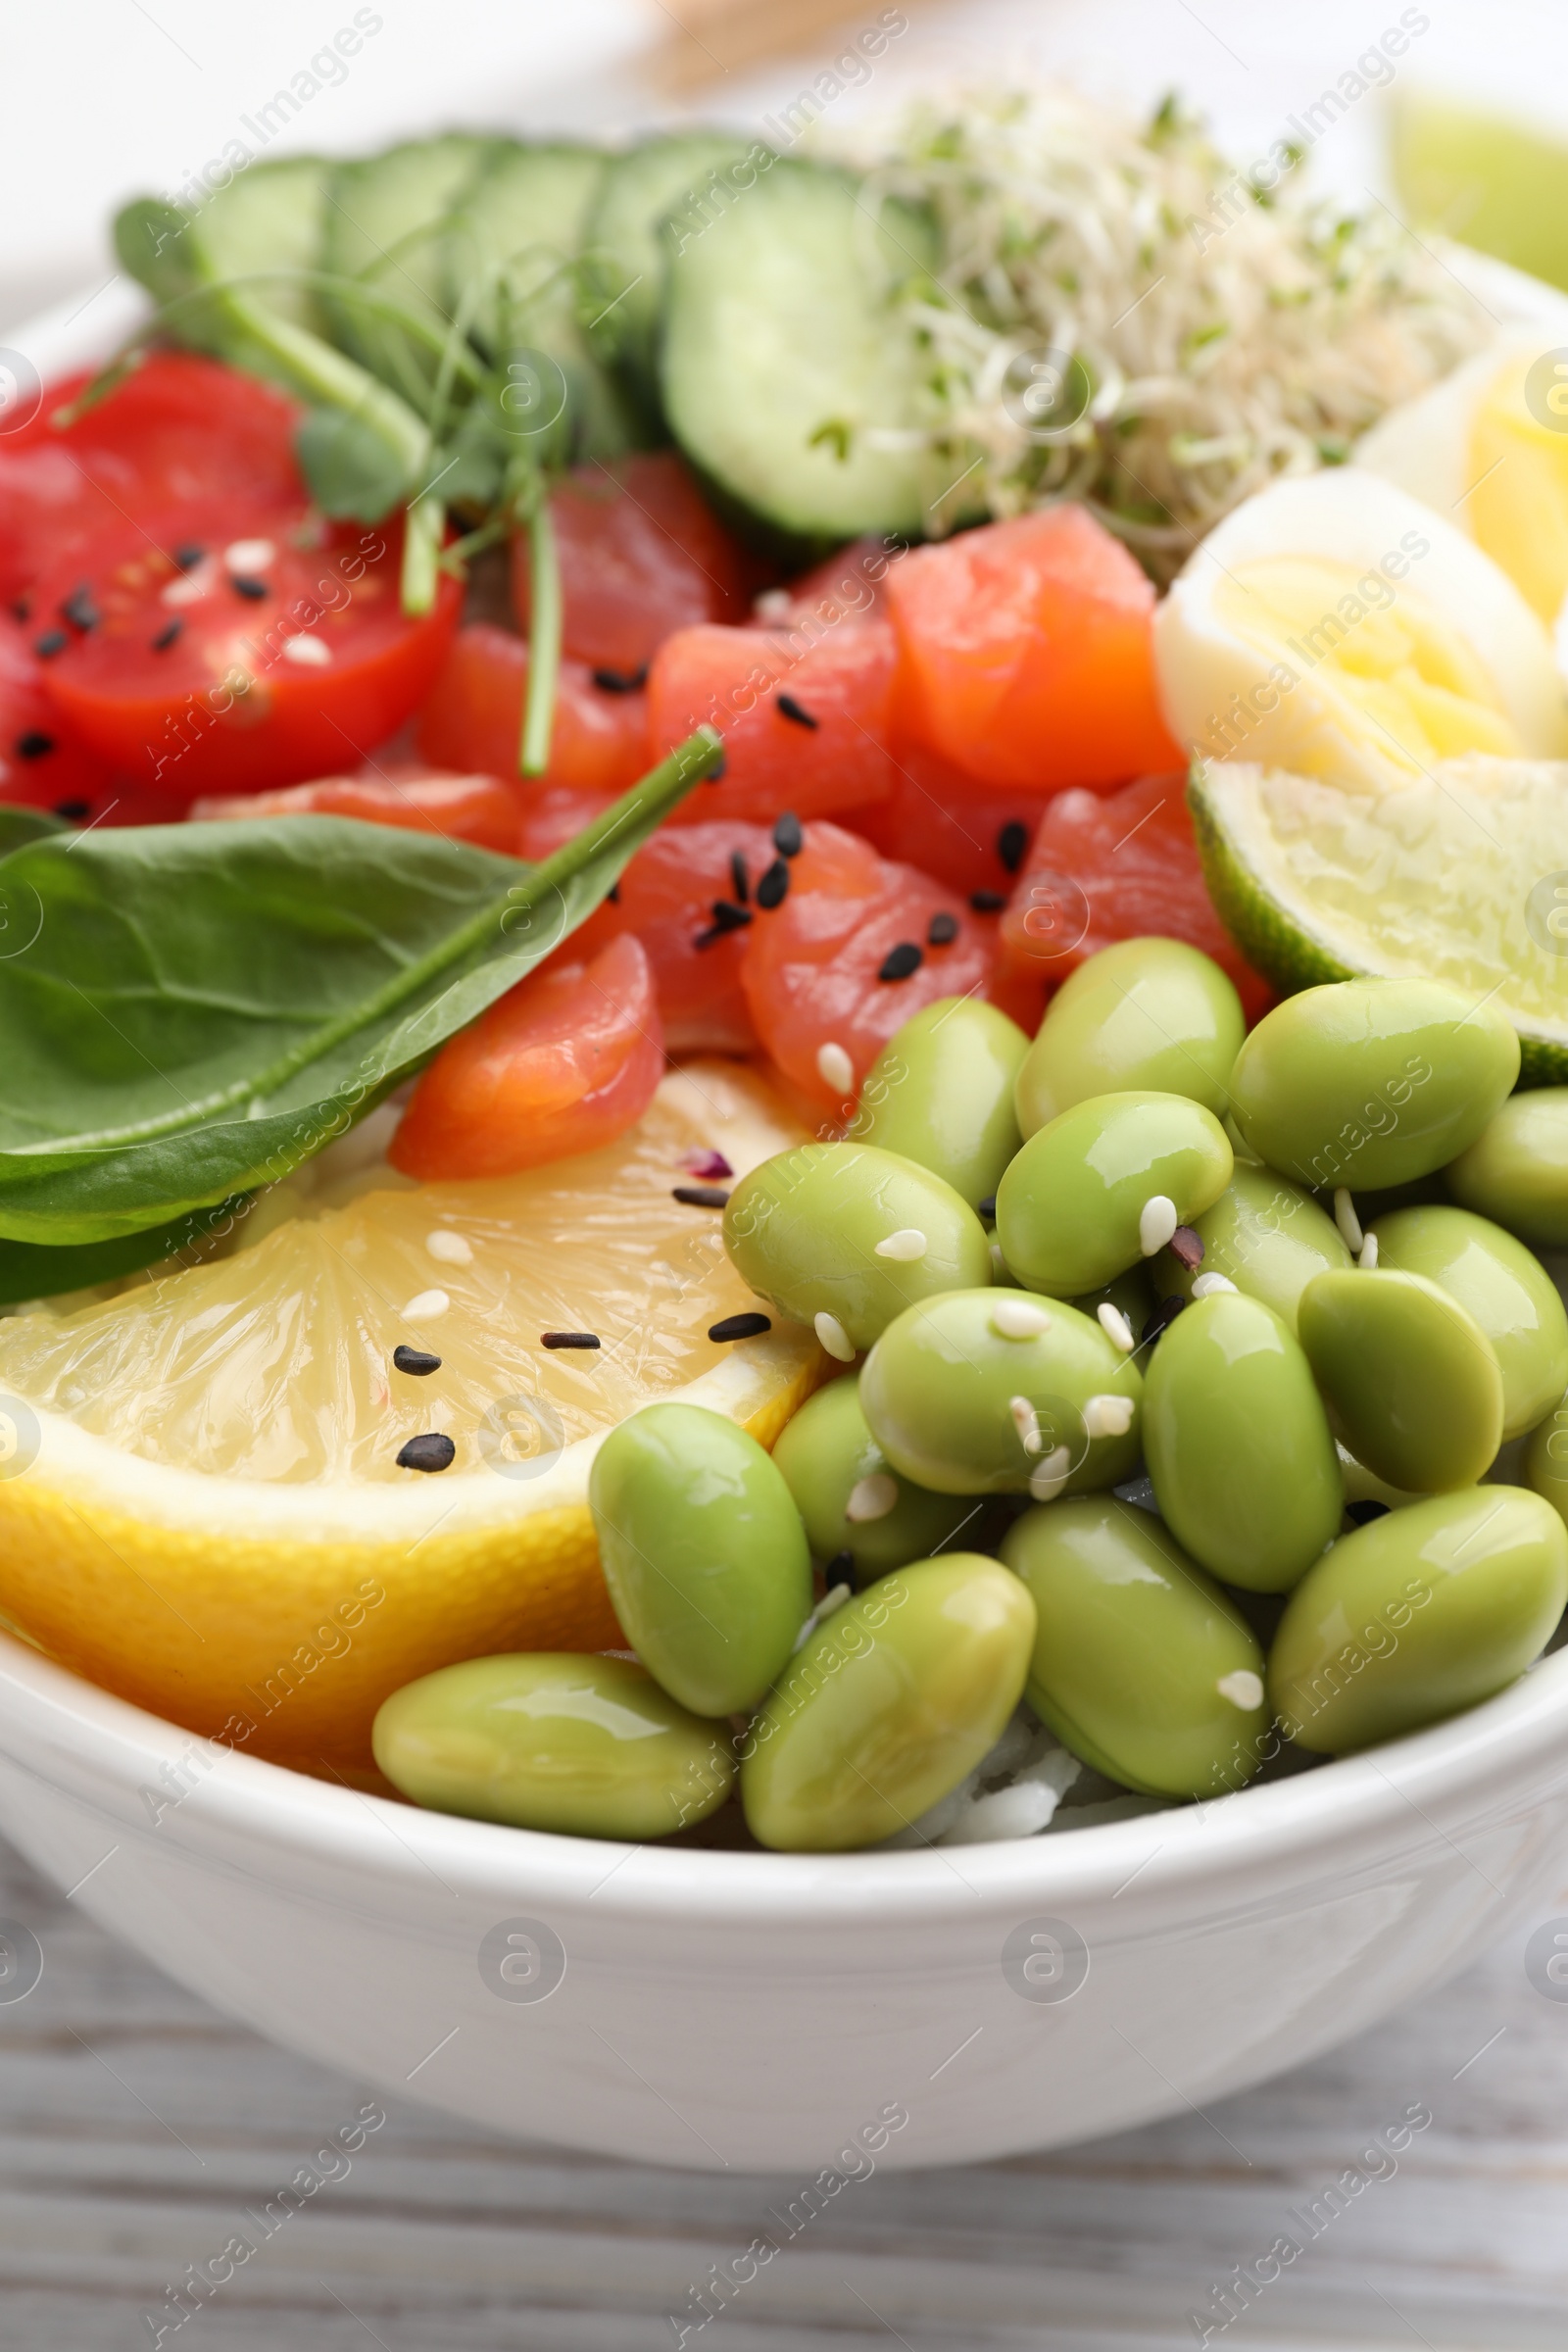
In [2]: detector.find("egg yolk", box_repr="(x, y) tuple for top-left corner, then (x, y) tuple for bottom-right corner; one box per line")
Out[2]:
(1467, 352), (1568, 625)
(1216, 556), (1519, 781)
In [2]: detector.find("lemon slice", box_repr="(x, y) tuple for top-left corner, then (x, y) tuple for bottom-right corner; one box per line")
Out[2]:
(1190, 756), (1568, 1081)
(0, 1063), (822, 1774)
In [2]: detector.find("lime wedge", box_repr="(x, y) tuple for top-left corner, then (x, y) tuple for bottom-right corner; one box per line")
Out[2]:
(1189, 758), (1568, 1081)
(1390, 91), (1568, 293)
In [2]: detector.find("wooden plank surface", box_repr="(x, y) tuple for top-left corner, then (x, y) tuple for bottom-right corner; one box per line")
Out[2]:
(0, 1830), (1564, 2349)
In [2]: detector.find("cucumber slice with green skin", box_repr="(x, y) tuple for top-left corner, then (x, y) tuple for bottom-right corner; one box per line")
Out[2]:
(584, 129), (763, 403)
(321, 133), (498, 387)
(185, 155), (330, 334)
(447, 141), (636, 465)
(660, 158), (942, 547)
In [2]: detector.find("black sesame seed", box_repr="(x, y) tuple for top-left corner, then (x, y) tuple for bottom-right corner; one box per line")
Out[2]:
(52, 799), (90, 821)
(977, 1195), (997, 1223)
(33, 628), (68, 660)
(1346, 1499), (1391, 1527)
(607, 882), (620, 904)
(542, 1331), (601, 1349)
(1141, 1296), (1188, 1348)
(969, 888), (1006, 913)
(705, 898), (752, 935)
(708, 1311), (772, 1343)
(397, 1432), (456, 1473)
(151, 616), (184, 653)
(704, 746), (727, 782)
(927, 910), (958, 948)
(729, 849), (750, 905)
(824, 1550), (856, 1591)
(1168, 1226), (1204, 1271)
(172, 543), (206, 572)
(997, 820), (1028, 873)
(591, 664), (649, 693)
(229, 574), (269, 601)
(392, 1345), (442, 1376)
(754, 857), (789, 910)
(772, 811), (803, 858)
(60, 585), (99, 632)
(877, 941), (923, 983)
(15, 731), (54, 760)
(775, 692), (818, 728)
(673, 1184), (731, 1208)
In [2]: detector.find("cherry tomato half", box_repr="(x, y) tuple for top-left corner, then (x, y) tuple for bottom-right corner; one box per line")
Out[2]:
(0, 614), (116, 813)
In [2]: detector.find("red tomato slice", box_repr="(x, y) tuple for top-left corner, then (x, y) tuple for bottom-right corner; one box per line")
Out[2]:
(513, 451), (753, 672)
(0, 354), (302, 606)
(649, 619), (896, 826)
(416, 622), (652, 795)
(34, 505), (461, 801)
(998, 771), (1273, 1021)
(886, 508), (1183, 792)
(740, 821), (995, 1112)
(854, 742), (1042, 903)
(191, 766), (526, 856)
(390, 933), (663, 1179)
(0, 614), (117, 813)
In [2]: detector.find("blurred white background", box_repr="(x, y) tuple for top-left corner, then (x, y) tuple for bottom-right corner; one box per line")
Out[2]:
(5, 0), (1568, 335)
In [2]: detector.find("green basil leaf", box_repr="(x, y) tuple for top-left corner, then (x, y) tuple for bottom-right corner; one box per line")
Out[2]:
(0, 729), (719, 1245)
(0, 808), (67, 858)
(0, 1195), (250, 1306)
(295, 406), (413, 522)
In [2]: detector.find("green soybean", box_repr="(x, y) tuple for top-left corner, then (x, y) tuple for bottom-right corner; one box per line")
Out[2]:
(1014, 937), (1244, 1138)
(859, 1287), (1143, 1496)
(1368, 1204), (1568, 1440)
(371, 1654), (735, 1839)
(856, 997), (1030, 1209)
(723, 1142), (992, 1354)
(1268, 1486), (1568, 1755)
(996, 1090), (1233, 1297)
(1000, 1497), (1269, 1798)
(1228, 977), (1519, 1192)
(589, 1402), (810, 1716)
(1338, 1445), (1429, 1514)
(1150, 1162), (1352, 1336)
(1446, 1089), (1568, 1248)
(1297, 1268), (1504, 1494)
(1144, 1291), (1342, 1592)
(772, 1375), (979, 1580)
(739, 1553), (1037, 1851)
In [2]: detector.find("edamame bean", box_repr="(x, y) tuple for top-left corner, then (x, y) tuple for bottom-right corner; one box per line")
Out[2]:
(1297, 1268), (1504, 1494)
(723, 1142), (992, 1354)
(371, 1654), (735, 1839)
(1446, 1089), (1568, 1248)
(1014, 937), (1245, 1137)
(1268, 1486), (1568, 1755)
(1144, 1292), (1342, 1592)
(589, 1402), (811, 1716)
(996, 1090), (1233, 1297)
(856, 998), (1030, 1208)
(1525, 1394), (1568, 1531)
(1368, 1204), (1568, 1440)
(772, 1375), (980, 1580)
(1228, 977), (1519, 1192)
(859, 1288), (1143, 1496)
(1000, 1497), (1268, 1797)
(1149, 1162), (1351, 1336)
(1337, 1444), (1428, 1513)
(739, 1554), (1036, 1851)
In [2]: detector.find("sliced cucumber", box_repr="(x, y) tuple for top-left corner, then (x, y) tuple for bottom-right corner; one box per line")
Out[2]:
(447, 141), (636, 463)
(660, 158), (941, 546)
(321, 133), (497, 389)
(186, 155), (330, 333)
(584, 130), (761, 402)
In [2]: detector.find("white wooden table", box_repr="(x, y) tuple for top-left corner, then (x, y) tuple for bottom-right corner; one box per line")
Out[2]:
(0, 1827), (1563, 2350)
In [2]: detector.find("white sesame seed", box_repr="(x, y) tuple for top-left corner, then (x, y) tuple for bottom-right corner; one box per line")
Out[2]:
(1028, 1445), (1072, 1501)
(1358, 1232), (1379, 1270)
(816, 1580), (854, 1620)
(1139, 1194), (1179, 1256)
(1083, 1392), (1136, 1439)
(1008, 1395), (1043, 1455)
(816, 1042), (855, 1097)
(223, 537), (275, 573)
(160, 565), (215, 608)
(845, 1472), (899, 1523)
(280, 633), (331, 666)
(874, 1228), (928, 1261)
(991, 1299), (1054, 1342)
(1098, 1301), (1136, 1353)
(813, 1310), (856, 1362)
(1216, 1668), (1265, 1710)
(1191, 1271), (1237, 1298)
(1333, 1187), (1363, 1251)
(425, 1229), (473, 1266)
(404, 1288), (451, 1323)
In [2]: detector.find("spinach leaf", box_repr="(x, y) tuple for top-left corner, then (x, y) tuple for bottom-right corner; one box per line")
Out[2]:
(0, 808), (66, 858)
(0, 728), (719, 1245)
(0, 1196), (250, 1306)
